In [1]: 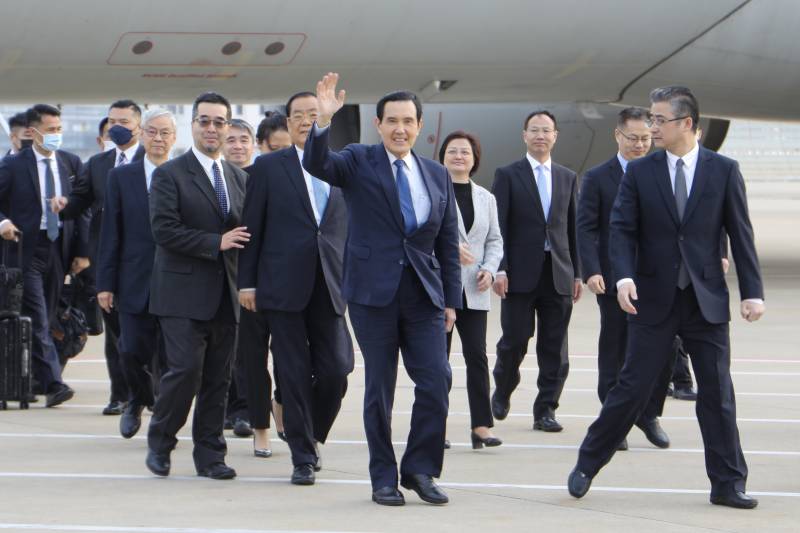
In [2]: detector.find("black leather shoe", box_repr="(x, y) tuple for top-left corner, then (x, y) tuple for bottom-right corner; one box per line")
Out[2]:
(444, 439), (451, 449)
(471, 431), (502, 449)
(710, 491), (758, 509)
(145, 450), (170, 477)
(372, 486), (405, 506)
(617, 437), (629, 451)
(120, 404), (144, 439)
(102, 400), (126, 415)
(223, 417), (234, 430)
(533, 416), (563, 432)
(45, 385), (74, 408)
(277, 431), (287, 442)
(400, 474), (449, 505)
(568, 468), (592, 498)
(198, 462), (237, 480)
(673, 387), (697, 401)
(491, 391), (510, 420)
(638, 418), (670, 448)
(233, 418), (254, 438)
(291, 464), (315, 485)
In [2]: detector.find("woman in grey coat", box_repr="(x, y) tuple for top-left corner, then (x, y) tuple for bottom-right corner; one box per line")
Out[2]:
(439, 131), (504, 449)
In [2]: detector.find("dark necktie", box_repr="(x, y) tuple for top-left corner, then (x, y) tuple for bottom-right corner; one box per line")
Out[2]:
(43, 158), (59, 242)
(117, 151), (127, 167)
(394, 160), (418, 235)
(675, 159), (690, 289)
(212, 161), (228, 216)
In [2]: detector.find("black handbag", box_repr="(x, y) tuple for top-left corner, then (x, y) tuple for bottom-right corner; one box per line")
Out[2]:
(72, 272), (104, 336)
(0, 231), (23, 319)
(52, 276), (89, 366)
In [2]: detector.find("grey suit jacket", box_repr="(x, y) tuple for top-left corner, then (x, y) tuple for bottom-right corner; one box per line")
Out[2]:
(456, 181), (503, 311)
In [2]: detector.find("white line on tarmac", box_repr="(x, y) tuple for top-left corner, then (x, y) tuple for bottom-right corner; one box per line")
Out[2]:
(0, 473), (798, 499)
(0, 432), (797, 456)
(42, 405), (800, 425)
(0, 524), (371, 533)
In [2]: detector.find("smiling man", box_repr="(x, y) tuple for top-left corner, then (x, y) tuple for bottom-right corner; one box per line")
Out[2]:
(144, 92), (248, 481)
(303, 73), (460, 506)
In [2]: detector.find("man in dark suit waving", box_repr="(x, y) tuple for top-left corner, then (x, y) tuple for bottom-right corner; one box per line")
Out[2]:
(304, 73), (460, 506)
(490, 110), (582, 432)
(238, 91), (353, 485)
(569, 86), (765, 509)
(144, 92), (248, 480)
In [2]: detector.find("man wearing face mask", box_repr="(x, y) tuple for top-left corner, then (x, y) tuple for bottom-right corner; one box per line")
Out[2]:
(53, 100), (145, 416)
(0, 104), (89, 407)
(4, 112), (34, 158)
(96, 117), (114, 154)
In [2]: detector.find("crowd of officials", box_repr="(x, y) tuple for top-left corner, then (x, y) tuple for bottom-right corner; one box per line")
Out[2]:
(0, 75), (764, 508)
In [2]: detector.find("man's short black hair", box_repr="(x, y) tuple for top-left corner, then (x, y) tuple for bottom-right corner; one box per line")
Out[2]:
(617, 107), (649, 128)
(523, 110), (557, 131)
(8, 112), (27, 130)
(98, 116), (109, 137)
(25, 104), (61, 126)
(192, 92), (232, 120)
(285, 91), (316, 117)
(376, 91), (422, 122)
(256, 111), (288, 144)
(109, 99), (142, 117)
(649, 86), (699, 132)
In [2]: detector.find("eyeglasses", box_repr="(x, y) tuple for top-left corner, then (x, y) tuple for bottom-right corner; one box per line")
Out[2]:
(144, 128), (175, 139)
(193, 117), (229, 129)
(525, 127), (555, 135)
(646, 115), (688, 127)
(617, 130), (651, 144)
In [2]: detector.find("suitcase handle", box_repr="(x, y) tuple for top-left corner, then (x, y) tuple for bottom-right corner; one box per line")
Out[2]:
(1, 230), (23, 270)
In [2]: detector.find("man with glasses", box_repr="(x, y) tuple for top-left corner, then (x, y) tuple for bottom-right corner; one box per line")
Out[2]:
(569, 86), (765, 509)
(54, 99), (146, 416)
(144, 92), (248, 480)
(97, 108), (177, 438)
(578, 107), (672, 451)
(490, 110), (581, 433)
(239, 91), (353, 485)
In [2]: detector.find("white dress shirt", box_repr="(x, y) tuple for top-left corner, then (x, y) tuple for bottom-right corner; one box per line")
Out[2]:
(191, 145), (229, 211)
(386, 148), (431, 228)
(617, 152), (629, 173)
(143, 156), (157, 192)
(34, 148), (63, 230)
(295, 145), (330, 225)
(115, 142), (140, 167)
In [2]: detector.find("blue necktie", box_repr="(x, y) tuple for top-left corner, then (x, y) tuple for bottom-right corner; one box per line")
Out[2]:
(536, 165), (551, 251)
(212, 161), (228, 217)
(311, 176), (329, 223)
(116, 151), (127, 167)
(43, 158), (59, 242)
(394, 160), (418, 235)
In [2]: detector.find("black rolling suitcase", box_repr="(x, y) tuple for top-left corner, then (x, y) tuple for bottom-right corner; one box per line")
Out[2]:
(0, 232), (32, 410)
(0, 315), (33, 410)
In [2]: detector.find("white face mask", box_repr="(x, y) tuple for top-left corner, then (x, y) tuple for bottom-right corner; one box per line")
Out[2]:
(103, 140), (117, 152)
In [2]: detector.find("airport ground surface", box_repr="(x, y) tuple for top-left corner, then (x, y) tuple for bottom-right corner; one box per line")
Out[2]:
(0, 181), (798, 532)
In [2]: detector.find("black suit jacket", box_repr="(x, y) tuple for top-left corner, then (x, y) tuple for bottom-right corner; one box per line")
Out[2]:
(61, 145), (146, 263)
(492, 157), (579, 295)
(148, 150), (246, 322)
(578, 156), (623, 294)
(0, 147), (88, 268)
(96, 159), (155, 315)
(238, 148), (347, 314)
(610, 147), (763, 325)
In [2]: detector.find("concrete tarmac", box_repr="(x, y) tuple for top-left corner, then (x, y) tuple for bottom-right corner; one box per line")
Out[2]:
(0, 181), (797, 532)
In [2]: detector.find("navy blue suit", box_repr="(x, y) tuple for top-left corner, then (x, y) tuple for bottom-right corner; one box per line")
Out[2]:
(97, 159), (159, 407)
(577, 156), (672, 421)
(304, 124), (461, 490)
(577, 147), (763, 497)
(0, 147), (88, 392)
